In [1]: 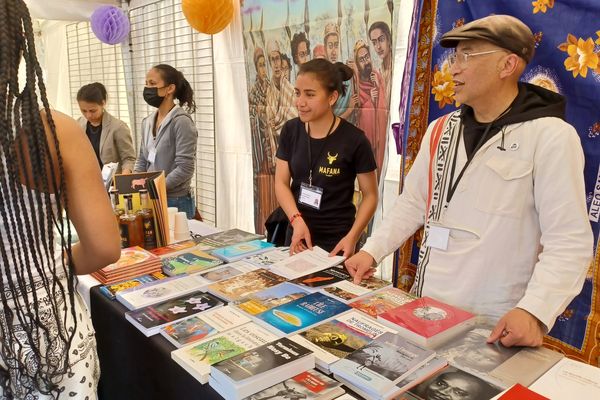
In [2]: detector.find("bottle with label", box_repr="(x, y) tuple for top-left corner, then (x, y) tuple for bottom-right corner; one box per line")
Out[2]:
(109, 187), (124, 223)
(119, 193), (144, 248)
(137, 189), (157, 249)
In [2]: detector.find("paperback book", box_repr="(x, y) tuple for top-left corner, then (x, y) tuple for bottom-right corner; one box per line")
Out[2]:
(207, 268), (287, 302)
(91, 246), (162, 284)
(243, 248), (290, 269)
(210, 240), (275, 263)
(150, 239), (198, 257)
(195, 229), (265, 251)
(321, 276), (391, 303)
(269, 247), (344, 280)
(407, 366), (501, 400)
(349, 287), (415, 318)
(162, 249), (224, 276)
(234, 282), (310, 316)
(291, 267), (351, 289)
(255, 292), (351, 335)
(290, 310), (396, 373)
(435, 326), (563, 388)
(160, 305), (252, 348)
(331, 332), (436, 397)
(171, 322), (278, 384)
(125, 291), (223, 336)
(210, 337), (315, 399)
(244, 369), (344, 400)
(528, 358), (600, 398)
(377, 296), (476, 348)
(116, 272), (211, 310)
(197, 261), (257, 284)
(99, 271), (166, 300)
(491, 384), (549, 400)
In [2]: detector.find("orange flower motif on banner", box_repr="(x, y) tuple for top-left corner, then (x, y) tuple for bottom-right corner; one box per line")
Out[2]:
(532, 0), (554, 14)
(559, 35), (599, 78)
(431, 64), (455, 108)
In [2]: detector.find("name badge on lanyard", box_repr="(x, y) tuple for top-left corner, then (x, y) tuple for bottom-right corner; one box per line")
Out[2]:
(299, 182), (324, 209)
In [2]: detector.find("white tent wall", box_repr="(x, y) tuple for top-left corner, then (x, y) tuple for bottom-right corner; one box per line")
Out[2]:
(32, 0), (415, 279)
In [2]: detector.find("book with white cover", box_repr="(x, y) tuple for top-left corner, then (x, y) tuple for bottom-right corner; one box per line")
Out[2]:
(197, 261), (258, 284)
(171, 322), (278, 384)
(117, 272), (210, 310)
(330, 332), (436, 397)
(269, 247), (344, 280)
(528, 357), (600, 399)
(289, 310), (396, 374)
(320, 277), (391, 304)
(160, 305), (252, 348)
(243, 248), (290, 269)
(209, 337), (315, 399)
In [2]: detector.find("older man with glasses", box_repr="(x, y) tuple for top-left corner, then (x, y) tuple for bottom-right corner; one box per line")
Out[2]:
(346, 14), (593, 349)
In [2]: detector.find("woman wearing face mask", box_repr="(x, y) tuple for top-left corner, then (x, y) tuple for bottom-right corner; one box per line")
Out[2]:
(77, 82), (136, 173)
(275, 59), (378, 257)
(134, 64), (198, 218)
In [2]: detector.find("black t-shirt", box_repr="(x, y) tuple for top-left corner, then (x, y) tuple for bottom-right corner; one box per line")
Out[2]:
(276, 117), (376, 244)
(86, 122), (103, 168)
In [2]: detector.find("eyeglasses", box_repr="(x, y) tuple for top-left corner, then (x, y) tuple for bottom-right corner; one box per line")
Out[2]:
(448, 49), (504, 67)
(370, 34), (387, 46)
(296, 50), (309, 58)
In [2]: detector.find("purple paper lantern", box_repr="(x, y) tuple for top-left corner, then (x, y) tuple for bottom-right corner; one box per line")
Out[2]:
(90, 6), (130, 45)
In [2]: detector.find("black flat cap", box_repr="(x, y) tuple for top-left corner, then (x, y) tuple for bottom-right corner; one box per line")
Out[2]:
(440, 14), (535, 63)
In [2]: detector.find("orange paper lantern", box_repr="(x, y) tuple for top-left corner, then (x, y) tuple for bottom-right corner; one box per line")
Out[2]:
(182, 0), (234, 35)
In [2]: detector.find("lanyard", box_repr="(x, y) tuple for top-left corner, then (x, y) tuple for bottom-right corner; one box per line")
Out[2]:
(306, 115), (337, 186)
(446, 122), (494, 204)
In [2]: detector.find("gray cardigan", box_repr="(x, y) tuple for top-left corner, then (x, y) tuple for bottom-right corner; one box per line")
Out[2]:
(133, 105), (198, 197)
(77, 111), (136, 173)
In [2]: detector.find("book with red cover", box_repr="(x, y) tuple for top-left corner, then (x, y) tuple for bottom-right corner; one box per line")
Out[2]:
(497, 384), (549, 400)
(377, 296), (476, 348)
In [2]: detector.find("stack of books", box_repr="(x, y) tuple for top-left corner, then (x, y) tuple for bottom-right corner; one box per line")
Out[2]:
(245, 369), (345, 400)
(91, 246), (162, 284)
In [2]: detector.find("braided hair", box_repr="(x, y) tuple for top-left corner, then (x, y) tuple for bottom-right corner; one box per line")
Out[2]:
(0, 0), (77, 398)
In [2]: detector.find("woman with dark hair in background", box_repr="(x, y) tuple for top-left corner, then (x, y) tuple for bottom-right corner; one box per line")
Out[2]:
(275, 59), (378, 257)
(77, 82), (136, 173)
(0, 0), (121, 397)
(134, 64), (198, 218)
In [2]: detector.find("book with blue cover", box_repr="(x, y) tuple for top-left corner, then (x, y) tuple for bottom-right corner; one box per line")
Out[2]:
(162, 249), (224, 276)
(256, 292), (351, 335)
(210, 239), (275, 262)
(234, 282), (310, 316)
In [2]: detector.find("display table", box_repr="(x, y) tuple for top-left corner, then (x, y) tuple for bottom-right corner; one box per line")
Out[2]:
(90, 285), (222, 400)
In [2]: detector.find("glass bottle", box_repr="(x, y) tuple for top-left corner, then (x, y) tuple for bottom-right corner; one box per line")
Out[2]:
(137, 189), (157, 250)
(109, 187), (124, 223)
(119, 193), (144, 248)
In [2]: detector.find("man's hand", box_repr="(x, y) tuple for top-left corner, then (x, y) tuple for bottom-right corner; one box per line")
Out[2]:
(289, 218), (313, 255)
(345, 250), (376, 284)
(370, 87), (378, 104)
(329, 234), (358, 258)
(487, 308), (545, 347)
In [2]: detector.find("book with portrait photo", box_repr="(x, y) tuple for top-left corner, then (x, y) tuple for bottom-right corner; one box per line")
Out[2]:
(330, 332), (436, 397)
(407, 366), (501, 400)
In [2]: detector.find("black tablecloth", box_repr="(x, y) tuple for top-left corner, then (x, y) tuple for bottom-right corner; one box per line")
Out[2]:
(90, 286), (222, 400)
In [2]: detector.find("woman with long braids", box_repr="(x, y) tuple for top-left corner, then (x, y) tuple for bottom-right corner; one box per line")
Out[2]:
(0, 1), (121, 398)
(134, 64), (198, 219)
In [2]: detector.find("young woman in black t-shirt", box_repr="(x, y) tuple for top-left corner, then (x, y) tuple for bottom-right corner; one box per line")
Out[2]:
(275, 59), (378, 256)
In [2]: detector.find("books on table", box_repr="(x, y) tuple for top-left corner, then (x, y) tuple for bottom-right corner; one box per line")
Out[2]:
(269, 247), (344, 280)
(243, 369), (344, 400)
(207, 268), (287, 302)
(527, 357), (600, 398)
(160, 305), (251, 348)
(195, 261), (258, 284)
(171, 322), (278, 384)
(406, 365), (502, 400)
(209, 337), (315, 400)
(377, 296), (476, 348)
(243, 247), (290, 269)
(195, 229), (265, 251)
(210, 240), (275, 263)
(330, 332), (436, 399)
(125, 291), (223, 336)
(321, 276), (391, 303)
(99, 271), (167, 300)
(161, 249), (224, 276)
(116, 272), (211, 310)
(234, 282), (311, 316)
(434, 326), (563, 388)
(291, 267), (352, 289)
(491, 383), (549, 400)
(150, 239), (199, 258)
(289, 310), (396, 374)
(255, 292), (351, 335)
(91, 246), (162, 284)
(349, 287), (415, 318)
